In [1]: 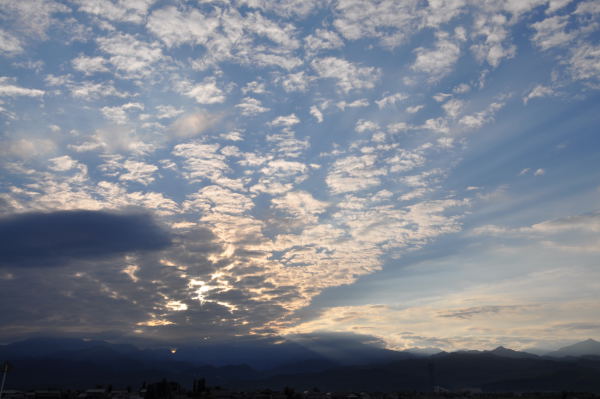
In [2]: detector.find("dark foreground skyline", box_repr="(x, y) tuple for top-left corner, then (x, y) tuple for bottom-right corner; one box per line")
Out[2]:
(1, 337), (600, 393)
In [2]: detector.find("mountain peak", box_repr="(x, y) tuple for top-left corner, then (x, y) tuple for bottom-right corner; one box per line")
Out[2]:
(546, 338), (600, 357)
(488, 346), (537, 359)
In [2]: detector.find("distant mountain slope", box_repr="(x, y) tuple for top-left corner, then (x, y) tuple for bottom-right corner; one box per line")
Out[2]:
(406, 347), (443, 356)
(239, 353), (600, 392)
(488, 346), (539, 359)
(0, 335), (413, 370)
(546, 339), (600, 358)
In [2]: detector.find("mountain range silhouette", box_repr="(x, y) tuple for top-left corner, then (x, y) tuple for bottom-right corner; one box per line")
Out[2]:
(1, 337), (599, 392)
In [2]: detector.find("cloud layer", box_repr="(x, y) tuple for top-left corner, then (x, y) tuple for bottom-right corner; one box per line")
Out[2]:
(0, 0), (598, 350)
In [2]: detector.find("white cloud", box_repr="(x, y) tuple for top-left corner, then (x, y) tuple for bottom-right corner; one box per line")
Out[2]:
(442, 98), (464, 118)
(97, 33), (163, 76)
(523, 85), (555, 104)
(269, 113), (300, 127)
(422, 117), (450, 134)
(252, 159), (309, 194)
(336, 98), (369, 111)
(72, 55), (109, 75)
(531, 15), (577, 51)
(220, 145), (240, 157)
(147, 6), (219, 48)
(333, 0), (420, 47)
(304, 28), (344, 53)
(0, 77), (44, 97)
(0, 29), (23, 56)
(45, 75), (131, 100)
(220, 130), (244, 141)
(100, 103), (143, 125)
(73, 0), (156, 24)
(266, 130), (309, 158)
(244, 11), (300, 50)
(278, 71), (313, 92)
(310, 105), (324, 123)
(155, 105), (184, 119)
(238, 0), (322, 18)
(170, 112), (221, 138)
(89, 126), (156, 155)
(412, 31), (461, 80)
(100, 107), (128, 125)
(401, 169), (443, 188)
(433, 92), (452, 102)
(406, 105), (424, 113)
(453, 83), (471, 93)
(260, 159), (307, 177)
(459, 102), (504, 130)
(387, 122), (410, 133)
(242, 81), (267, 95)
(3, 138), (57, 158)
(470, 13), (515, 68)
(326, 154), (386, 194)
(68, 141), (104, 153)
(335, 98), (369, 111)
(272, 191), (329, 224)
(235, 97), (270, 116)
(71, 81), (130, 100)
(48, 155), (81, 172)
(387, 149), (425, 173)
(574, 0), (600, 15)
(119, 160), (159, 185)
(311, 57), (381, 93)
(546, 0), (573, 13)
(172, 141), (229, 183)
(568, 43), (600, 82)
(375, 92), (407, 108)
(147, 6), (303, 72)
(182, 77), (226, 104)
(355, 119), (380, 133)
(421, 0), (468, 28)
(534, 168), (546, 176)
(0, 0), (69, 39)
(251, 53), (303, 71)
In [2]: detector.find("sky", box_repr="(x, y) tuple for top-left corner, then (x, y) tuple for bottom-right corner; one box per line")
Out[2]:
(0, 0), (599, 353)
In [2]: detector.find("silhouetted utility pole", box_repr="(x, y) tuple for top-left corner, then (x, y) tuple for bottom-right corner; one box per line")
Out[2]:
(427, 362), (435, 392)
(0, 362), (10, 399)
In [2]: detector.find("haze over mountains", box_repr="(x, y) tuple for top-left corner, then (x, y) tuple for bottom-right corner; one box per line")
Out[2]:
(1, 337), (599, 392)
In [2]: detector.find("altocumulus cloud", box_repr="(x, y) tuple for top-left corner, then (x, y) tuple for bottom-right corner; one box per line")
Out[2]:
(0, 210), (171, 267)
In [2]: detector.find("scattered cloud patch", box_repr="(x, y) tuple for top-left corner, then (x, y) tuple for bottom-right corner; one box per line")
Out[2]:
(170, 112), (221, 138)
(312, 57), (381, 93)
(412, 31), (461, 80)
(269, 113), (300, 127)
(0, 77), (44, 97)
(182, 77), (226, 104)
(376, 92), (407, 108)
(236, 97), (270, 116)
(524, 85), (555, 103)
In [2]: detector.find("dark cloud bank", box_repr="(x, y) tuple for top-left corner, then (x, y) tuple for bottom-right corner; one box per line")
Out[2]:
(0, 210), (171, 267)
